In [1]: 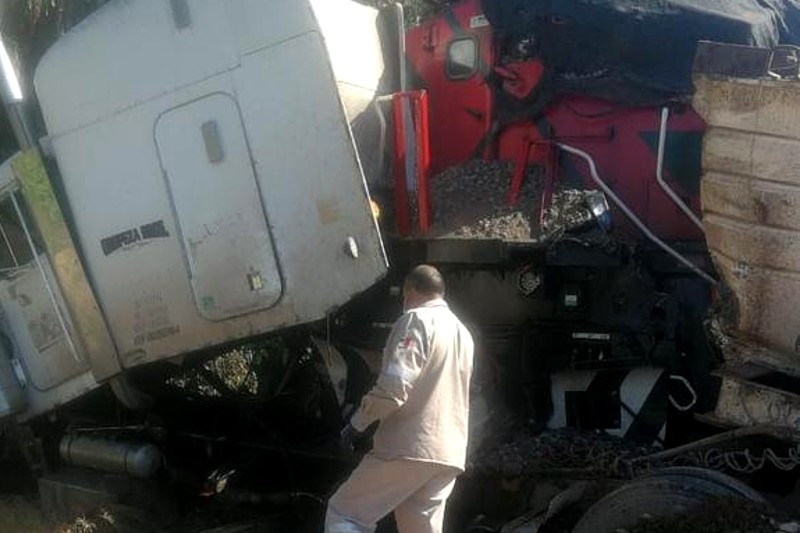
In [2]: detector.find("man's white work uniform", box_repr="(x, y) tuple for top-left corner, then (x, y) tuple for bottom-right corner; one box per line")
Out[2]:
(325, 298), (474, 533)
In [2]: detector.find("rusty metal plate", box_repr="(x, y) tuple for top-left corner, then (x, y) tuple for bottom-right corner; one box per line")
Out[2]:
(711, 370), (800, 429)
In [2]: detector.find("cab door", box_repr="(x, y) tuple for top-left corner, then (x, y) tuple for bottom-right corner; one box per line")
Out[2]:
(155, 93), (282, 321)
(406, 0), (494, 173)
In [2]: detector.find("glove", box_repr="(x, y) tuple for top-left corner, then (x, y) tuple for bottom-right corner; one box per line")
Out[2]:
(339, 423), (362, 454)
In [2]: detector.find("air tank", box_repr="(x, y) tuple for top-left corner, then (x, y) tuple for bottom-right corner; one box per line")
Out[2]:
(59, 434), (162, 479)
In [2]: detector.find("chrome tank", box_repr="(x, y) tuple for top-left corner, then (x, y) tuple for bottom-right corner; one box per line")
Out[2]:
(59, 434), (162, 479)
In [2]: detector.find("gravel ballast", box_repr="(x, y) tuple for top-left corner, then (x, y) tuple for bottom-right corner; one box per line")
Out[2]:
(428, 160), (542, 240)
(426, 160), (604, 242)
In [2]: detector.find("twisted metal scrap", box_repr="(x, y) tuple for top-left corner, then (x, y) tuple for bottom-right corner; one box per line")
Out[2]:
(633, 425), (800, 475)
(700, 444), (800, 474)
(471, 428), (657, 479)
(472, 425), (800, 480)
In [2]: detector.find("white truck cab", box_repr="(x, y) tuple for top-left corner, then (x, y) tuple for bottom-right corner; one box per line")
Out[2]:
(0, 0), (391, 420)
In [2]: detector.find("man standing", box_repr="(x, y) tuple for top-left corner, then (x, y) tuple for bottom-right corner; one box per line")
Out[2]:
(325, 265), (475, 533)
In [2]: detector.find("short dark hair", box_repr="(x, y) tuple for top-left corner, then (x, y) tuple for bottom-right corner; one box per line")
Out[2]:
(405, 265), (445, 297)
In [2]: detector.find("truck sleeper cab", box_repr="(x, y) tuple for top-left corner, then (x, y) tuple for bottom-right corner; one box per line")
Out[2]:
(0, 0), (389, 420)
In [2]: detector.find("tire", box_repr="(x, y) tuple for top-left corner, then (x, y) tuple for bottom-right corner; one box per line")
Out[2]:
(571, 468), (764, 533)
(641, 466), (765, 503)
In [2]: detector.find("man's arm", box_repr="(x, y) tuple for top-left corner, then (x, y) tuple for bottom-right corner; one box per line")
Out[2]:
(348, 313), (428, 432)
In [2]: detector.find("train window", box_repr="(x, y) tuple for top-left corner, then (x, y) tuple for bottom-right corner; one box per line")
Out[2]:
(446, 38), (478, 80)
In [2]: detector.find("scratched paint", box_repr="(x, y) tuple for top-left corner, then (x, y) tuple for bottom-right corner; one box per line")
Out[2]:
(132, 292), (180, 347)
(316, 198), (342, 225)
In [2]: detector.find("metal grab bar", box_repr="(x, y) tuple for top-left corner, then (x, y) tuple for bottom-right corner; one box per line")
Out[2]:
(557, 143), (717, 285)
(656, 107), (704, 230)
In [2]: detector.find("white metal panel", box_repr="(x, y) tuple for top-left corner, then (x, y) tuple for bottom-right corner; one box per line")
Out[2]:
(0, 258), (88, 391)
(549, 368), (666, 440)
(311, 0), (384, 96)
(35, 0), (386, 369)
(549, 371), (594, 430)
(1, 305), (99, 421)
(35, 0), (324, 137)
(16, 371), (99, 422)
(311, 0), (390, 186)
(155, 93), (281, 320)
(233, 33), (387, 319)
(35, 0), (239, 136)
(223, 0), (317, 58)
(44, 75), (248, 364)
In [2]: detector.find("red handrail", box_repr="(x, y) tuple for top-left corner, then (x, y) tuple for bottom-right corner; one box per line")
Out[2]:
(392, 90), (432, 236)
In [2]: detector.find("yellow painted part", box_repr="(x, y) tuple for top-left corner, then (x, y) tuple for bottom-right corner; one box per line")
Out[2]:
(11, 150), (120, 381)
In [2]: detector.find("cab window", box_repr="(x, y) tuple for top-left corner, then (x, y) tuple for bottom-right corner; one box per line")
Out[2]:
(446, 38), (478, 80)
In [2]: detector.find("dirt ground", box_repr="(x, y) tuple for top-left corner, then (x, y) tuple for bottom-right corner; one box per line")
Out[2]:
(0, 492), (330, 533)
(0, 497), (161, 533)
(0, 497), (114, 533)
(0, 497), (51, 533)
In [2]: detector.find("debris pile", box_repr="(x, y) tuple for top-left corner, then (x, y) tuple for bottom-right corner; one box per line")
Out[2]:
(471, 428), (657, 479)
(167, 339), (292, 398)
(541, 189), (611, 240)
(429, 160), (542, 240)
(427, 160), (612, 242)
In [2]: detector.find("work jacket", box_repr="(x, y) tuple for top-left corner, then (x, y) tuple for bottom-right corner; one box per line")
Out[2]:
(350, 299), (475, 470)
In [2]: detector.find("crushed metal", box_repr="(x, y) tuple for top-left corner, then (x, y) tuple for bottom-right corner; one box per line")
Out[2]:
(541, 189), (605, 240)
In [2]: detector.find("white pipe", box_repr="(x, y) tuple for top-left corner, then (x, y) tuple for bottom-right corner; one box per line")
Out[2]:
(557, 143), (717, 285)
(669, 375), (698, 412)
(656, 107), (704, 230)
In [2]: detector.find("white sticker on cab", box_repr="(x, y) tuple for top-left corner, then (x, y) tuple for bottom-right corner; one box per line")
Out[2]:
(470, 14), (490, 28)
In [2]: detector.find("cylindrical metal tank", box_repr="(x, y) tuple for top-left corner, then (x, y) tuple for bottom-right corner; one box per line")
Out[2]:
(59, 434), (162, 479)
(694, 72), (800, 359)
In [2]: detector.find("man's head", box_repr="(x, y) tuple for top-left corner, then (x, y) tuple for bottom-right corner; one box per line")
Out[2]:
(403, 265), (445, 311)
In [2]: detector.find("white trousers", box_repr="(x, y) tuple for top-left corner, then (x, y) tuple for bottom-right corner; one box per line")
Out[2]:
(325, 455), (460, 533)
